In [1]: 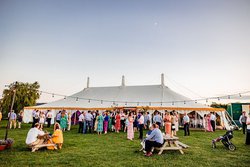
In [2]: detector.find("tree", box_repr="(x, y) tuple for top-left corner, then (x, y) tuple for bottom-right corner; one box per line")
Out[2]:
(0, 81), (40, 117)
(210, 102), (228, 110)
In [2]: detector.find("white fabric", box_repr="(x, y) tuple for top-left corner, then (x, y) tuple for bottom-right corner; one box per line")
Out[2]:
(25, 127), (44, 145)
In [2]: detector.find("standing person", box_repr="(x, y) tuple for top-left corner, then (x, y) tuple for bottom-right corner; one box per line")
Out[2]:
(173, 111), (179, 134)
(138, 111), (144, 140)
(206, 113), (213, 132)
(171, 112), (177, 136)
(31, 110), (36, 127)
(97, 113), (104, 135)
(39, 111), (45, 129)
(34, 110), (40, 126)
(108, 112), (112, 131)
(127, 112), (134, 140)
(85, 111), (93, 133)
(17, 110), (24, 128)
(183, 112), (190, 136)
(144, 112), (150, 130)
(78, 112), (84, 133)
(153, 111), (162, 128)
(8, 110), (17, 129)
(67, 112), (71, 131)
(104, 112), (109, 134)
(239, 111), (247, 134)
(55, 111), (61, 124)
(144, 123), (164, 157)
(115, 111), (121, 133)
(246, 112), (250, 145)
(124, 114), (129, 132)
(133, 112), (138, 132)
(120, 111), (125, 132)
(92, 111), (97, 132)
(210, 112), (216, 132)
(203, 114), (208, 132)
(60, 111), (68, 132)
(164, 111), (172, 136)
(46, 110), (52, 128)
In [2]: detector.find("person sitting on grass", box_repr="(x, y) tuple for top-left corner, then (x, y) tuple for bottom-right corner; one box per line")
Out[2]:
(144, 123), (164, 157)
(26, 123), (51, 151)
(51, 123), (63, 149)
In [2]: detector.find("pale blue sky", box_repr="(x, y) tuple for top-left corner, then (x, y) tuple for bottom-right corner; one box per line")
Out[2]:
(0, 0), (250, 103)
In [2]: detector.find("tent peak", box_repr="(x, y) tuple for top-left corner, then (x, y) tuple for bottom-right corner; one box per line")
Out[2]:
(121, 75), (125, 87)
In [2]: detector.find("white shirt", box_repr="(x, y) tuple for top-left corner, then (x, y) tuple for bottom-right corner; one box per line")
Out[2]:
(138, 115), (144, 124)
(79, 114), (85, 122)
(210, 114), (216, 121)
(183, 115), (190, 123)
(25, 127), (44, 145)
(246, 116), (250, 130)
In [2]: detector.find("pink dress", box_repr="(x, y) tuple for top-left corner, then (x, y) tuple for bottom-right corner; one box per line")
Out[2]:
(206, 116), (212, 132)
(164, 115), (171, 135)
(127, 117), (134, 140)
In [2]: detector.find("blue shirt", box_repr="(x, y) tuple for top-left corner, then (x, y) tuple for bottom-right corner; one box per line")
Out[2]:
(153, 115), (162, 123)
(8, 112), (16, 120)
(145, 128), (164, 144)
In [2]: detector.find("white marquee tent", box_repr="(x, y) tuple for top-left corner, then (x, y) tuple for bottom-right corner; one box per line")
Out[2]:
(24, 74), (230, 129)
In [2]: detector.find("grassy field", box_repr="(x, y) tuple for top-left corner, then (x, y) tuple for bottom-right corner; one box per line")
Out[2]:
(0, 121), (250, 167)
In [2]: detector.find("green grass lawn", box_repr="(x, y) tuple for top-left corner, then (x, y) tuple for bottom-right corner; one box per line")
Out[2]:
(0, 121), (250, 167)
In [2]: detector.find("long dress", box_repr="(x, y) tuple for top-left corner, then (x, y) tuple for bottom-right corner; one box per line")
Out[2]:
(115, 114), (121, 131)
(127, 116), (134, 140)
(60, 115), (68, 130)
(207, 116), (212, 132)
(108, 115), (112, 131)
(94, 116), (99, 131)
(104, 115), (109, 132)
(164, 115), (172, 136)
(174, 115), (179, 131)
(97, 115), (104, 132)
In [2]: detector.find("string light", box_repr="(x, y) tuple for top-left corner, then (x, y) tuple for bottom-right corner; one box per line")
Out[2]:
(64, 96), (66, 100)
(113, 101), (115, 105)
(30, 89), (250, 106)
(76, 97), (78, 102)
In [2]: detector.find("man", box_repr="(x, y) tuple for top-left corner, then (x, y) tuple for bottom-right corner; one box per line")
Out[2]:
(46, 110), (52, 128)
(78, 112), (84, 133)
(85, 111), (93, 133)
(183, 112), (190, 136)
(25, 123), (49, 152)
(144, 112), (150, 130)
(153, 111), (162, 128)
(120, 111), (125, 131)
(210, 112), (216, 132)
(8, 110), (17, 129)
(56, 111), (61, 124)
(239, 111), (247, 134)
(138, 111), (144, 140)
(144, 123), (164, 157)
(246, 112), (250, 145)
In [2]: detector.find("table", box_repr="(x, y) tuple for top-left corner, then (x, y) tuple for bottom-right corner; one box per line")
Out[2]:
(154, 136), (189, 155)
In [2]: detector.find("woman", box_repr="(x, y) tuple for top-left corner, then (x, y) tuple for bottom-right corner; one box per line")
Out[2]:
(127, 112), (134, 140)
(203, 114), (208, 132)
(174, 111), (179, 133)
(207, 113), (213, 132)
(246, 112), (250, 145)
(164, 111), (172, 136)
(52, 123), (63, 149)
(97, 113), (104, 135)
(60, 112), (68, 132)
(115, 111), (121, 133)
(108, 112), (112, 131)
(133, 112), (138, 132)
(104, 112), (109, 134)
(94, 113), (99, 132)
(17, 110), (24, 128)
(171, 112), (177, 136)
(67, 112), (71, 131)
(39, 111), (45, 129)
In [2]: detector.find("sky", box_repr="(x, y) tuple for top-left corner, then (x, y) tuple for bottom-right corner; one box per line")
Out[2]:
(0, 0), (250, 103)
